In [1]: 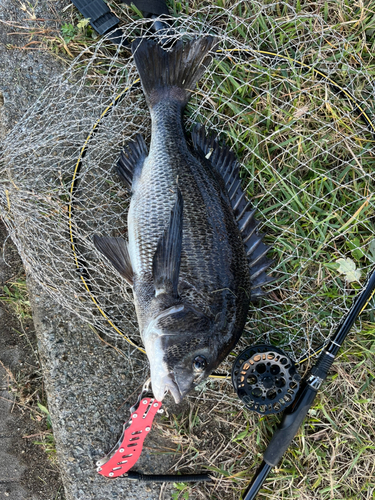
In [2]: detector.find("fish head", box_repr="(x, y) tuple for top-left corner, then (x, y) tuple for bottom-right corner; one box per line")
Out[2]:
(143, 303), (221, 403)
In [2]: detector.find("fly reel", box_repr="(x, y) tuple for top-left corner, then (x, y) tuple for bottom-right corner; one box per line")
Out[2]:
(232, 345), (301, 415)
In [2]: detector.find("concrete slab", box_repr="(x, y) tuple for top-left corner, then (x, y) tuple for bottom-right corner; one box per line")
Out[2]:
(29, 279), (170, 500)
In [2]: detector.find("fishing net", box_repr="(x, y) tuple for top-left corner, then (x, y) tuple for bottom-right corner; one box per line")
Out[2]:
(1, 0), (374, 381)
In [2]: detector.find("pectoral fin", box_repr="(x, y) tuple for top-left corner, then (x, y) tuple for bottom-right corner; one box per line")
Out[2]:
(93, 235), (133, 286)
(152, 188), (183, 298)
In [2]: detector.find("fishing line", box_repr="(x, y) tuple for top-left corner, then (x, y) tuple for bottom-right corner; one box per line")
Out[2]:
(68, 77), (146, 354)
(68, 45), (375, 380)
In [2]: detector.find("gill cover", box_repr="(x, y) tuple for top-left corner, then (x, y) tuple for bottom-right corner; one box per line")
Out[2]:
(144, 304), (214, 403)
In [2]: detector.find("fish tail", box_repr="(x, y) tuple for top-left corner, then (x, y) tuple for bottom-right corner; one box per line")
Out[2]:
(131, 36), (217, 108)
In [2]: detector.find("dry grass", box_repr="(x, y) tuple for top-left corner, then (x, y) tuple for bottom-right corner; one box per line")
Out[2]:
(155, 328), (375, 499)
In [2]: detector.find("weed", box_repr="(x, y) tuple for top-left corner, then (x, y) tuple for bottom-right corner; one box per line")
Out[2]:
(172, 482), (190, 500)
(0, 278), (32, 320)
(61, 23), (77, 43)
(33, 403), (57, 460)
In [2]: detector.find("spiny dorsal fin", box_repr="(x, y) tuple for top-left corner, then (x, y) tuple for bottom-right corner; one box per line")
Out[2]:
(191, 123), (276, 301)
(153, 188), (183, 298)
(117, 134), (148, 190)
(191, 123), (238, 185)
(93, 235), (133, 286)
(191, 123), (255, 221)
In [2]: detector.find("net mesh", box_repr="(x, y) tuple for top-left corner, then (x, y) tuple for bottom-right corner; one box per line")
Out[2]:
(1, 0), (374, 383)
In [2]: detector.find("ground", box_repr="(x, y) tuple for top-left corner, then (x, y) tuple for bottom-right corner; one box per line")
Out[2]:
(0, 220), (65, 499)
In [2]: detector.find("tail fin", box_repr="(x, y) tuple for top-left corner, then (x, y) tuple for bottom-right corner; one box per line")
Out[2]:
(131, 37), (216, 108)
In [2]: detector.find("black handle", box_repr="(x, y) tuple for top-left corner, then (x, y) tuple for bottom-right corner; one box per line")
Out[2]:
(263, 383), (317, 467)
(126, 471), (212, 482)
(71, 0), (119, 35)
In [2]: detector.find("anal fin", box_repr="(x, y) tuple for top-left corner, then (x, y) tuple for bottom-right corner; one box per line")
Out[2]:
(117, 134), (148, 191)
(93, 235), (133, 286)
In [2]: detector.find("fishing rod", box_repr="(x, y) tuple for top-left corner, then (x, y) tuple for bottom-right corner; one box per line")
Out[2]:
(243, 267), (375, 500)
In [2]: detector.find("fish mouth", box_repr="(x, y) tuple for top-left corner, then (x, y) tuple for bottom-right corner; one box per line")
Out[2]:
(152, 373), (183, 404)
(145, 327), (186, 404)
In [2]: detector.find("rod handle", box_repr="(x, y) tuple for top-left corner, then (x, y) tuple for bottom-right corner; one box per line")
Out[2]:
(263, 384), (317, 467)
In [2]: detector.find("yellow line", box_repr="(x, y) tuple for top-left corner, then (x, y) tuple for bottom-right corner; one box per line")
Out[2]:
(210, 374), (230, 379)
(67, 78), (145, 354)
(360, 288), (375, 315)
(220, 48), (375, 134)
(69, 78), (141, 272)
(337, 193), (373, 233)
(297, 347), (324, 365)
(80, 275), (146, 353)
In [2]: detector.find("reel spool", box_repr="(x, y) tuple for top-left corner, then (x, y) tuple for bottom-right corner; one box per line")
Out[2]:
(232, 345), (301, 415)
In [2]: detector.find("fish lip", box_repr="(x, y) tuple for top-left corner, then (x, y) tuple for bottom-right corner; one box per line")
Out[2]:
(152, 372), (183, 404)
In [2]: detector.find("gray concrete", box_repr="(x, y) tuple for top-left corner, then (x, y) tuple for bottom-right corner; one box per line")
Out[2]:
(29, 279), (169, 500)
(0, 2), (173, 498)
(0, 340), (31, 500)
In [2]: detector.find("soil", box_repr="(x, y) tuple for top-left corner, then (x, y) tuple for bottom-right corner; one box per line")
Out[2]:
(0, 220), (65, 499)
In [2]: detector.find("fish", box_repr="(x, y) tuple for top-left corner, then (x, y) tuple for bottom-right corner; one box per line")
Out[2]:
(93, 36), (273, 403)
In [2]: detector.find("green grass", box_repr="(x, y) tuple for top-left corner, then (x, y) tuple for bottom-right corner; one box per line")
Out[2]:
(0, 278), (32, 320)
(33, 403), (58, 460)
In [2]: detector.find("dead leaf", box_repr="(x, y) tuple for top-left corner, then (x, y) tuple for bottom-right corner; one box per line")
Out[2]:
(336, 257), (361, 282)
(294, 105), (309, 119)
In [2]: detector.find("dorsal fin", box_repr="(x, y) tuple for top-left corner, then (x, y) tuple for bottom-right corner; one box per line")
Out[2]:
(191, 124), (276, 300)
(116, 134), (148, 190)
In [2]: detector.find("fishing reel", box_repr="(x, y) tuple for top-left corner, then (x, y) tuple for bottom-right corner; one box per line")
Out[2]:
(232, 345), (301, 415)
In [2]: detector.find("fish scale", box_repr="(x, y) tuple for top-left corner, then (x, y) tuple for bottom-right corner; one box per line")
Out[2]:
(130, 101), (245, 312)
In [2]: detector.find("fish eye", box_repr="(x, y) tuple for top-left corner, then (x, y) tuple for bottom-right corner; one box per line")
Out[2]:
(192, 355), (207, 372)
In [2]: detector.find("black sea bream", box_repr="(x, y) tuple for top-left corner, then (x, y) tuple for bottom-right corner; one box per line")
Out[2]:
(94, 37), (273, 403)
